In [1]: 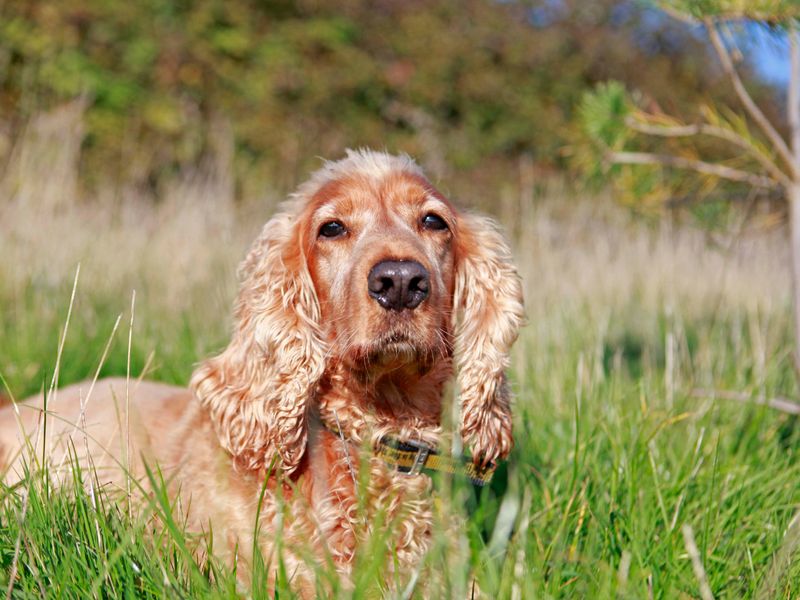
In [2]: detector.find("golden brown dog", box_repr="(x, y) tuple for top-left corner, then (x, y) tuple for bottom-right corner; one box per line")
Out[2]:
(0, 149), (524, 592)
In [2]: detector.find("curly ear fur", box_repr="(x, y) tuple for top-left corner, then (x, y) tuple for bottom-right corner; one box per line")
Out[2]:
(190, 202), (325, 474)
(453, 213), (524, 466)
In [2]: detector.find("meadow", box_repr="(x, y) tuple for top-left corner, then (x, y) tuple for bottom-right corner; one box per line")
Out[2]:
(1, 112), (798, 598)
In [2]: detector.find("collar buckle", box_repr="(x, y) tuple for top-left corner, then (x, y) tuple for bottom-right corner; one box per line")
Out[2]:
(405, 440), (431, 476)
(383, 438), (432, 476)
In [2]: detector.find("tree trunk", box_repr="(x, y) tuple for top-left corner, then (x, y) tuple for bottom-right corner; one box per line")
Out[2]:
(791, 25), (800, 376)
(792, 185), (800, 375)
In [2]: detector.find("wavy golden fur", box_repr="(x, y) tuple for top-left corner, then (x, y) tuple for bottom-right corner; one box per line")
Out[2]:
(0, 149), (524, 593)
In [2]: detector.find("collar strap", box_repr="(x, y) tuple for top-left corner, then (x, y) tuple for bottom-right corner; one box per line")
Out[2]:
(321, 419), (497, 486)
(378, 437), (497, 487)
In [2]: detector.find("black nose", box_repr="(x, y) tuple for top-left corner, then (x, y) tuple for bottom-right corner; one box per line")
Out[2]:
(368, 260), (430, 311)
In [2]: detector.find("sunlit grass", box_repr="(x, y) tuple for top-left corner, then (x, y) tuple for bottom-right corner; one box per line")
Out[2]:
(2, 113), (799, 597)
(3, 288), (799, 597)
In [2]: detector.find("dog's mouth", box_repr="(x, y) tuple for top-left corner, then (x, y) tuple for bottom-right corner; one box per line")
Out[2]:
(368, 331), (419, 364)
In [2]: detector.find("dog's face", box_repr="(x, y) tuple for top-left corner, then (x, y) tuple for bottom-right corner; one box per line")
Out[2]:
(304, 172), (456, 374)
(192, 150), (523, 474)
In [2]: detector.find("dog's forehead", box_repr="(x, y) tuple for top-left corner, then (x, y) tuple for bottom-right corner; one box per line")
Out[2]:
(308, 172), (453, 219)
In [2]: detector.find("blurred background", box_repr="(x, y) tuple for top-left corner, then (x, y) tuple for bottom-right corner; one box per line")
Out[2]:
(0, 0), (789, 192)
(0, 0), (792, 396)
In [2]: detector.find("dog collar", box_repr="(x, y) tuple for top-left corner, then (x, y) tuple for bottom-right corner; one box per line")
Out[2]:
(320, 420), (497, 487)
(377, 437), (497, 487)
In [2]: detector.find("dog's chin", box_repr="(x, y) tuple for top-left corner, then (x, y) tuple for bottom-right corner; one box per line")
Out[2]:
(370, 340), (419, 368)
(346, 331), (435, 374)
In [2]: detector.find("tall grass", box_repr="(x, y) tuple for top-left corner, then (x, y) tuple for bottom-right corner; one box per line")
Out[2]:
(1, 107), (799, 597)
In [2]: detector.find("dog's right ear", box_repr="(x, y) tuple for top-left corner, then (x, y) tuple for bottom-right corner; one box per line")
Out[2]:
(452, 211), (524, 468)
(190, 203), (326, 475)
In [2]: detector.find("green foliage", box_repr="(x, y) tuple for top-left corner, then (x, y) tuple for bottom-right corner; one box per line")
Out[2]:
(575, 81), (632, 184)
(0, 0), (770, 192)
(577, 82), (672, 209)
(580, 81), (631, 151)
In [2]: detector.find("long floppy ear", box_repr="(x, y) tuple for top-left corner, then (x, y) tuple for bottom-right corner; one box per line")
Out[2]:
(190, 203), (325, 475)
(453, 212), (524, 467)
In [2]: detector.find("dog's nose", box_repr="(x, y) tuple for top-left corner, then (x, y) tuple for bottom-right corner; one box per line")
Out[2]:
(368, 260), (430, 311)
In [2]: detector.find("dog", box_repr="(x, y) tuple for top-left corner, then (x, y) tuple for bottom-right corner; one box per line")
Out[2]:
(0, 149), (524, 593)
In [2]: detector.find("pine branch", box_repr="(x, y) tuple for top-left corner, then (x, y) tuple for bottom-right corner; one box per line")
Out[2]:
(705, 19), (798, 178)
(609, 150), (780, 189)
(626, 117), (792, 188)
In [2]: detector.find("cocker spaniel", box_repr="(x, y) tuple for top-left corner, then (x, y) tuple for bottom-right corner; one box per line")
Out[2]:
(0, 149), (524, 593)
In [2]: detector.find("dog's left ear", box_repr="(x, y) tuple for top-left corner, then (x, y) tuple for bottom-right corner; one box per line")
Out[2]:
(190, 202), (326, 475)
(453, 212), (524, 467)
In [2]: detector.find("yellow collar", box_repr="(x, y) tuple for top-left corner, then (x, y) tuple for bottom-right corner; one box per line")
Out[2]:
(321, 420), (497, 486)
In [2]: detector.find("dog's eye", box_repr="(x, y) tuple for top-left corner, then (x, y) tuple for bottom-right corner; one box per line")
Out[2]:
(319, 221), (347, 238)
(421, 213), (448, 231)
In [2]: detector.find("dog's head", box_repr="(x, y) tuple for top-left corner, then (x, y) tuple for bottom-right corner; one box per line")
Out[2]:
(191, 150), (524, 474)
(303, 163), (456, 374)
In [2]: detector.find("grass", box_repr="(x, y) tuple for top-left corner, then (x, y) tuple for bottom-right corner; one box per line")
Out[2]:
(2, 113), (800, 597)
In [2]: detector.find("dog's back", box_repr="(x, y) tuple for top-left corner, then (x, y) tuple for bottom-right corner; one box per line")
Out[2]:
(0, 378), (191, 487)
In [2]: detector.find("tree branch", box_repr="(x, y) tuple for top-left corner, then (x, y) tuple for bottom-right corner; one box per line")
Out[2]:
(691, 388), (800, 415)
(661, 7), (793, 25)
(705, 19), (798, 179)
(609, 150), (780, 189)
(626, 117), (792, 188)
(666, 189), (782, 209)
